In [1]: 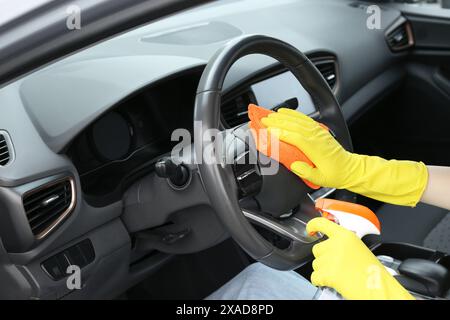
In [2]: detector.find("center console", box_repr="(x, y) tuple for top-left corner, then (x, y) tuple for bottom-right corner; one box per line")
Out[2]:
(371, 242), (450, 299)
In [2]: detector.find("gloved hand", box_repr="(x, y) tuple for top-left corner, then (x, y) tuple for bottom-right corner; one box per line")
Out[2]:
(261, 108), (429, 207)
(307, 218), (414, 300)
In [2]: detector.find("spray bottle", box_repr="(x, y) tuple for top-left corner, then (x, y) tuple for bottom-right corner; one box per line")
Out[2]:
(313, 199), (382, 300)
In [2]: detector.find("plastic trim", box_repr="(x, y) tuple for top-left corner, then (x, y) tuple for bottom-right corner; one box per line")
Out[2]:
(385, 16), (415, 52)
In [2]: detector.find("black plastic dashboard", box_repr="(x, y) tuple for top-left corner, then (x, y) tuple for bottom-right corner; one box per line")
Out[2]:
(66, 69), (202, 206)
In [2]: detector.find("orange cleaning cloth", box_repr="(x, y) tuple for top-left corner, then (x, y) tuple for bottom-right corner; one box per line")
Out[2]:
(248, 104), (320, 190)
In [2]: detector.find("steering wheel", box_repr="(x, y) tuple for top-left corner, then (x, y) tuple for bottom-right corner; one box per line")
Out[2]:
(194, 35), (352, 270)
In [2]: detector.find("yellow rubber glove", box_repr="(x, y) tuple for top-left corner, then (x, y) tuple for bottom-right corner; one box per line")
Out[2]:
(307, 218), (414, 300)
(261, 108), (428, 207)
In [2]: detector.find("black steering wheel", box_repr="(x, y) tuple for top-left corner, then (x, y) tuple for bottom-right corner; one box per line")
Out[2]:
(194, 35), (352, 270)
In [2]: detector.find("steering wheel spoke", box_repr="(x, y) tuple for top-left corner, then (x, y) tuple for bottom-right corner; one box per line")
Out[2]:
(242, 209), (321, 244)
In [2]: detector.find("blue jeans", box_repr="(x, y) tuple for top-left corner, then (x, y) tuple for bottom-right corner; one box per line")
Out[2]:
(206, 263), (320, 300)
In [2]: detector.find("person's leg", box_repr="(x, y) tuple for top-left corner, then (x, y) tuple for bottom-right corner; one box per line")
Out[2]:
(206, 263), (320, 300)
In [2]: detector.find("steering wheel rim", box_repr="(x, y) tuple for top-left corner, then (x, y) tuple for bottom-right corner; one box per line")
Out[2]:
(194, 34), (352, 270)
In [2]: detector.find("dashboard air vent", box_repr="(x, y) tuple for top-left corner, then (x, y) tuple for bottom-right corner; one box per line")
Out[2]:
(23, 178), (75, 239)
(386, 19), (414, 52)
(0, 132), (12, 166)
(313, 60), (338, 90)
(221, 89), (256, 128)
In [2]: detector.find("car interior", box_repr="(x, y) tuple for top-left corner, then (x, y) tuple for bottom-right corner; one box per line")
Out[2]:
(1, 0), (450, 300)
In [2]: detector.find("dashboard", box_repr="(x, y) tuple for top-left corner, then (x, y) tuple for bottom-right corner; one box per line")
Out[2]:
(66, 69), (201, 205)
(66, 55), (337, 206)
